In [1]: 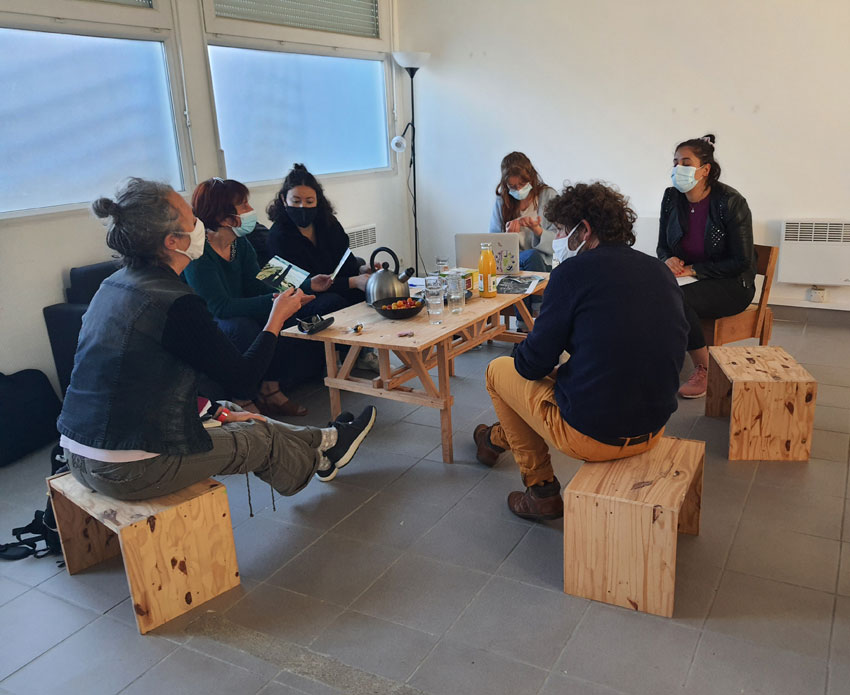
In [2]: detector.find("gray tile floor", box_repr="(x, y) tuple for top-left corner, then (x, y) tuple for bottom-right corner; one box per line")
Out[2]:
(1, 308), (849, 695)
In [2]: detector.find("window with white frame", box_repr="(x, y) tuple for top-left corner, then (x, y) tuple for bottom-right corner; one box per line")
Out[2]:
(212, 0), (379, 39)
(0, 27), (183, 213)
(207, 45), (389, 183)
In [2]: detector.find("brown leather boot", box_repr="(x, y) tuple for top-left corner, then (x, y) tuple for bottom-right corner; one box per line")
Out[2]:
(507, 478), (563, 521)
(473, 424), (506, 467)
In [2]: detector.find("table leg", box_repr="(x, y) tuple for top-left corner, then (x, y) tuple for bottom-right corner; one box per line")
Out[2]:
(514, 297), (535, 331)
(324, 342), (341, 418)
(436, 339), (454, 463)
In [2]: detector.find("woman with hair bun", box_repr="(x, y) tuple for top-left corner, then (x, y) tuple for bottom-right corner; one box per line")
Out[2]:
(57, 177), (377, 501)
(658, 134), (757, 398)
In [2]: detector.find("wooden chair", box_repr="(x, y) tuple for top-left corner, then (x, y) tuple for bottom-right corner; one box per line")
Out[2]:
(701, 244), (778, 346)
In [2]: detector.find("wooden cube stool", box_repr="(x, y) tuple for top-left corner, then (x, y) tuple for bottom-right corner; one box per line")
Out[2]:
(48, 473), (240, 634)
(563, 437), (705, 618)
(706, 346), (816, 461)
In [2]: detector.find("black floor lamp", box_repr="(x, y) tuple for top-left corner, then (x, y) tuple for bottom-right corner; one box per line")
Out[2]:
(392, 51), (429, 276)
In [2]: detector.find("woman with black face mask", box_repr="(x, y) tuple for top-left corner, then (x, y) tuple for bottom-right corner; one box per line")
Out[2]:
(267, 164), (371, 310)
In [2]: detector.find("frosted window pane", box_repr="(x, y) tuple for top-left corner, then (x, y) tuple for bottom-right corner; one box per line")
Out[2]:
(208, 46), (388, 182)
(0, 29), (182, 213)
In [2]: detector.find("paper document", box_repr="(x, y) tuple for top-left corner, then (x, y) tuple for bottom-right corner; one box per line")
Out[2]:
(257, 256), (310, 292)
(329, 248), (352, 280)
(676, 276), (698, 287)
(496, 275), (542, 295)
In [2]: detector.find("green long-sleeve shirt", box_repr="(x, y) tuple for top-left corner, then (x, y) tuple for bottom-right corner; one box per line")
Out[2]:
(182, 238), (274, 321)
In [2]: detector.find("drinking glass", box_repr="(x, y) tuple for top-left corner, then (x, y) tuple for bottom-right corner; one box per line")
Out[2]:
(424, 276), (444, 324)
(435, 256), (450, 274)
(446, 272), (465, 314)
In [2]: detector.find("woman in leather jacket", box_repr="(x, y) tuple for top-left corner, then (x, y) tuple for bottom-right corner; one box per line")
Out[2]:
(657, 134), (756, 398)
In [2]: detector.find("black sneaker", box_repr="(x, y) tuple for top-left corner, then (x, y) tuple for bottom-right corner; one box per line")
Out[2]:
(317, 406), (377, 482)
(330, 411), (355, 426)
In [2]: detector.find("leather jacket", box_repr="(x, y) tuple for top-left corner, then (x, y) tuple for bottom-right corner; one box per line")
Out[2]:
(657, 182), (756, 288)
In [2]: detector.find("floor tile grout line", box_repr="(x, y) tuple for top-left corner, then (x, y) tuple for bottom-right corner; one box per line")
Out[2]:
(547, 599), (592, 682)
(402, 573), (554, 688)
(825, 594), (839, 695)
(181, 636), (282, 682)
(0, 612), (104, 686)
(682, 455), (760, 688)
(114, 642), (183, 695)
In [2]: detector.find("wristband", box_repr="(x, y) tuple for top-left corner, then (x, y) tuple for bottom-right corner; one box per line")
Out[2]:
(214, 407), (230, 422)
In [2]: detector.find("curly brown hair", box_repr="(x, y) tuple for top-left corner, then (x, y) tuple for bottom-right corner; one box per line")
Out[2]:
(544, 182), (637, 247)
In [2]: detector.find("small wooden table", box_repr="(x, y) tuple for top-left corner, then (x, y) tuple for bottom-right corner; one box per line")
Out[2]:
(706, 346), (817, 461)
(281, 274), (548, 463)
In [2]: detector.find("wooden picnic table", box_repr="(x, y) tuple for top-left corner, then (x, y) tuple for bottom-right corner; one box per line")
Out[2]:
(281, 272), (548, 462)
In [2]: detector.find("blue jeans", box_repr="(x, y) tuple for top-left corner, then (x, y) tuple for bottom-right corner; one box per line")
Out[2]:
(519, 248), (549, 272)
(517, 248), (550, 321)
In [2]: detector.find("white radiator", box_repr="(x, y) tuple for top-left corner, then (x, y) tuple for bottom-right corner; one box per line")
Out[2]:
(346, 224), (377, 249)
(778, 220), (850, 286)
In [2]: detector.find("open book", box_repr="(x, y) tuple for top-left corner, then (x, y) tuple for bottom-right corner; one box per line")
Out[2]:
(257, 256), (311, 292)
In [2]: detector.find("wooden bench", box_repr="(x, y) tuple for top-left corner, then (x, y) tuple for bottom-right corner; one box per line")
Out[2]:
(563, 437), (705, 618)
(48, 473), (240, 634)
(706, 346), (816, 461)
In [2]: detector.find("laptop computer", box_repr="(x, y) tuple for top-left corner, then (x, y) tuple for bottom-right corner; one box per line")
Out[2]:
(455, 233), (521, 275)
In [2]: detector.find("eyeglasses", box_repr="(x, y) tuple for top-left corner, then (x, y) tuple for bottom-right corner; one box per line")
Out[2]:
(210, 177), (225, 186)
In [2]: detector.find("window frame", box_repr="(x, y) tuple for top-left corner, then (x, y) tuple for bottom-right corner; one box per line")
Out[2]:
(0, 4), (195, 219)
(200, 0), (391, 52)
(0, 0), (172, 31)
(204, 36), (397, 186)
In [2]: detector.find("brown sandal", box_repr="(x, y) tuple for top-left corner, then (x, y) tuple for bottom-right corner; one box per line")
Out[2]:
(255, 390), (308, 417)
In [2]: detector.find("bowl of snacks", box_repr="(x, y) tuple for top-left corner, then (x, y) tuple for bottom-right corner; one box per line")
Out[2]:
(373, 296), (425, 319)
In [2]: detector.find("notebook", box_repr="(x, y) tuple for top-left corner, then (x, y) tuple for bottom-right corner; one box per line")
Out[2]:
(455, 233), (521, 275)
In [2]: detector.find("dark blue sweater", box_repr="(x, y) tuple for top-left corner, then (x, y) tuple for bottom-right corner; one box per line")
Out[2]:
(514, 244), (688, 440)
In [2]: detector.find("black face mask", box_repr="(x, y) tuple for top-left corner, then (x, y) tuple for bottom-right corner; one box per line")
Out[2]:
(285, 205), (318, 229)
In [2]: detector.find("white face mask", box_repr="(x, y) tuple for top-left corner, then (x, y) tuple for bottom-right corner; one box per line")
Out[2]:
(552, 222), (584, 264)
(671, 165), (700, 193)
(509, 183), (532, 201)
(174, 218), (206, 261)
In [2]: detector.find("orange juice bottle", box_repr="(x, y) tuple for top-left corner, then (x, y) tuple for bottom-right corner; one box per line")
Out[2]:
(478, 242), (497, 297)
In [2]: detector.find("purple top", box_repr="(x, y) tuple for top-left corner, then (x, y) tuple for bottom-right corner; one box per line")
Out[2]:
(680, 196), (710, 264)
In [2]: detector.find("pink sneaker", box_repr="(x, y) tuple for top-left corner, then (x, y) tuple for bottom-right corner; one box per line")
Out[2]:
(679, 364), (708, 398)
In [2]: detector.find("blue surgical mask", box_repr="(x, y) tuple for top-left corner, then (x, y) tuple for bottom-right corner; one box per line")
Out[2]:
(233, 209), (257, 237)
(671, 165), (700, 193)
(509, 183), (532, 201)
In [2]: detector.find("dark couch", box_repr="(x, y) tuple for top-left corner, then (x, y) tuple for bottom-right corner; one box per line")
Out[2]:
(43, 260), (121, 396)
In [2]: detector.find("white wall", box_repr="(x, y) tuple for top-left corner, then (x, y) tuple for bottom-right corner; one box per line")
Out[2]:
(395, 0), (850, 304)
(0, 0), (412, 389)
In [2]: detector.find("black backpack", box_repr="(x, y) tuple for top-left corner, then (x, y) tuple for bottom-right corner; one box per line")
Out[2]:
(0, 445), (66, 562)
(0, 370), (61, 467)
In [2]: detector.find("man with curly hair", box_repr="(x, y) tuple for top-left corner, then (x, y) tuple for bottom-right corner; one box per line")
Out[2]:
(474, 182), (689, 522)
